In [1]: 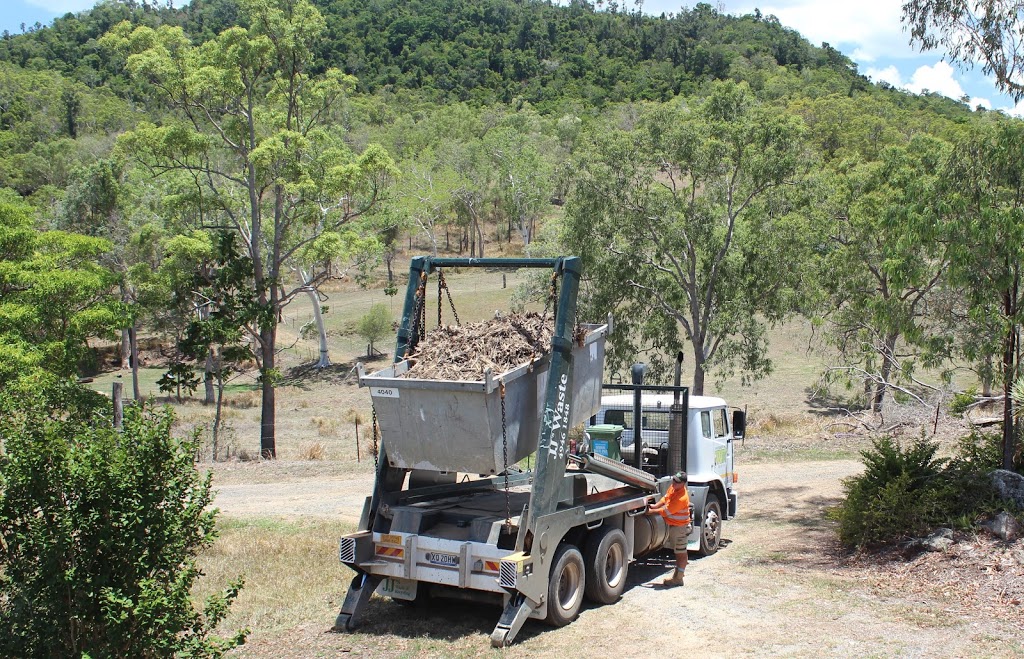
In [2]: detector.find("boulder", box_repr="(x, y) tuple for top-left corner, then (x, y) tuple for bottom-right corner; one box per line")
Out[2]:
(980, 511), (1022, 542)
(989, 469), (1024, 507)
(920, 527), (954, 552)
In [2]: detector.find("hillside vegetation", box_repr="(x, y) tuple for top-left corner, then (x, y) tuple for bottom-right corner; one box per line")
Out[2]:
(0, 0), (1018, 463)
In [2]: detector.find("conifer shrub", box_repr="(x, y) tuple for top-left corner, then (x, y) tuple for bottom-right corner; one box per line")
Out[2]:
(832, 433), (1012, 549)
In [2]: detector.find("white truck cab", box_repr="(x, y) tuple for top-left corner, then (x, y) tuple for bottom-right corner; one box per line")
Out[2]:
(589, 393), (741, 555)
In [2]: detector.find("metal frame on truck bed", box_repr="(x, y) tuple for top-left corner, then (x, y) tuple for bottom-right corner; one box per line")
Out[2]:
(334, 257), (736, 647)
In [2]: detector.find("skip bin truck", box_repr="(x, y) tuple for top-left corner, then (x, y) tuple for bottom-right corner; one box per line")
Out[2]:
(334, 257), (745, 647)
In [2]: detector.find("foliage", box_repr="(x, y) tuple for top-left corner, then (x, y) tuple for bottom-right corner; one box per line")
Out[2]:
(814, 134), (952, 411)
(0, 390), (246, 657)
(937, 116), (1024, 469)
(157, 361), (202, 401)
(0, 197), (127, 388)
(833, 436), (948, 548)
(103, 0), (397, 457)
(832, 434), (1014, 549)
(904, 0), (1024, 101)
(564, 81), (810, 392)
(356, 303), (393, 356)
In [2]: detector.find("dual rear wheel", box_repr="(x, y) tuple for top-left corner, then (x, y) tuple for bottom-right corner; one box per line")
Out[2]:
(545, 526), (629, 626)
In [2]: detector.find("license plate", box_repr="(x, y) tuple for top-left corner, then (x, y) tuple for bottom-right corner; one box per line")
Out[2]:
(425, 551), (459, 567)
(380, 534), (402, 546)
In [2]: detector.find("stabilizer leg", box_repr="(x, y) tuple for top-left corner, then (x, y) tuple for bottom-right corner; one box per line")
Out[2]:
(489, 593), (535, 648)
(333, 573), (382, 632)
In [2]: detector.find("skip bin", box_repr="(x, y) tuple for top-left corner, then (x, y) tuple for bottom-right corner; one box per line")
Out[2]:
(358, 323), (608, 475)
(586, 424), (623, 461)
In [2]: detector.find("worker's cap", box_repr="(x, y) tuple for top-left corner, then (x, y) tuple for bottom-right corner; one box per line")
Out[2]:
(672, 471), (687, 483)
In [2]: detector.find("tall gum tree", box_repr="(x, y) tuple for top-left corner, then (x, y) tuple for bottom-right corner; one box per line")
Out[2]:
(565, 82), (809, 392)
(817, 135), (952, 412)
(101, 0), (396, 458)
(939, 117), (1024, 470)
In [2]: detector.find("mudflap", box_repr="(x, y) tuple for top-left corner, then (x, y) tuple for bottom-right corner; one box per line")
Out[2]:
(333, 572), (383, 632)
(489, 593), (535, 648)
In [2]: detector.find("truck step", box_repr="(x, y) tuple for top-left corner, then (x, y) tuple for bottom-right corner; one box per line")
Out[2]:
(580, 452), (659, 492)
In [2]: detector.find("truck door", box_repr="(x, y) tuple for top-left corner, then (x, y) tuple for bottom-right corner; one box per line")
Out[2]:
(711, 408), (730, 484)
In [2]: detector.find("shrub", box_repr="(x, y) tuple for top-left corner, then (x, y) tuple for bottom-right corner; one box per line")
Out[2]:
(832, 436), (948, 548)
(0, 390), (246, 657)
(356, 303), (393, 356)
(832, 432), (1015, 550)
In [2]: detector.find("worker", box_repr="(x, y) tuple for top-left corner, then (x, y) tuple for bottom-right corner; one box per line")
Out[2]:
(646, 471), (691, 586)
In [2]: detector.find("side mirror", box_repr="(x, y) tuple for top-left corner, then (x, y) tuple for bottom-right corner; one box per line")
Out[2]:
(732, 410), (746, 440)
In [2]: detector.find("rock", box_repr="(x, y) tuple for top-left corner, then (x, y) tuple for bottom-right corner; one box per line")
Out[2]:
(980, 512), (1022, 542)
(920, 528), (954, 552)
(989, 470), (1024, 507)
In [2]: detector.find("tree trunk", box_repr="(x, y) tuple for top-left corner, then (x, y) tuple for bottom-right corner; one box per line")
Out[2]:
(213, 372), (225, 462)
(1003, 285), (1018, 470)
(204, 352), (215, 404)
(120, 328), (131, 369)
(129, 324), (141, 401)
(691, 338), (706, 396)
(299, 268), (330, 369)
(260, 324), (277, 459)
(872, 333), (898, 413)
(308, 289), (330, 368)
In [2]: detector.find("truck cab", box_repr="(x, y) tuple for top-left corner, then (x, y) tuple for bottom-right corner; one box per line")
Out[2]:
(589, 393), (741, 555)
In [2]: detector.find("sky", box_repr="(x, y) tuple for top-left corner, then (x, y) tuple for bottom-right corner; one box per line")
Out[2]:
(3, 0), (1022, 115)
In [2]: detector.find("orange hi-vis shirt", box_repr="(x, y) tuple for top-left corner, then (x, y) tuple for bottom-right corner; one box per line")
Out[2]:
(657, 482), (691, 526)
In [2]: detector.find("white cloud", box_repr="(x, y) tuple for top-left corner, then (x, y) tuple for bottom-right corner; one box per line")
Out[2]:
(906, 61), (966, 98)
(851, 48), (875, 64)
(865, 65), (903, 88)
(999, 99), (1024, 118)
(25, 0), (98, 14)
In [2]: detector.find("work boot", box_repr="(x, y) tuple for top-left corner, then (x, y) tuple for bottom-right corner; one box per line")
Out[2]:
(661, 569), (685, 587)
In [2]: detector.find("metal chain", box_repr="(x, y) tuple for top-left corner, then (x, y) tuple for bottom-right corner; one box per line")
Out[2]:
(371, 406), (380, 471)
(500, 380), (511, 531)
(416, 273), (427, 343)
(436, 269), (461, 327)
(437, 268), (443, 327)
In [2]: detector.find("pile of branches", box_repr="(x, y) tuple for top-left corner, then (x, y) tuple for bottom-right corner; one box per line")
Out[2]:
(400, 312), (553, 380)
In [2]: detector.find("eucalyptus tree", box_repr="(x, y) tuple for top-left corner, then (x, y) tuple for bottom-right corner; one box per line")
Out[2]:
(903, 0), (1024, 102)
(816, 135), (952, 412)
(565, 82), (810, 393)
(938, 117), (1024, 470)
(101, 0), (396, 458)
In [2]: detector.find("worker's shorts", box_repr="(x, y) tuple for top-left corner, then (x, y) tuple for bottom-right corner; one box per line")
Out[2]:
(668, 524), (692, 553)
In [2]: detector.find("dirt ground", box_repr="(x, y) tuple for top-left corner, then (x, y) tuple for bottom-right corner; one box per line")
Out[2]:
(212, 457), (1023, 658)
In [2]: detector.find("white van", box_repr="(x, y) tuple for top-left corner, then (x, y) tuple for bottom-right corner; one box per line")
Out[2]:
(589, 393), (740, 555)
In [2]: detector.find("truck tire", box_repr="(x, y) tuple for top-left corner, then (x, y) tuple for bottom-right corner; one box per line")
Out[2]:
(583, 527), (628, 604)
(545, 544), (586, 627)
(699, 495), (723, 556)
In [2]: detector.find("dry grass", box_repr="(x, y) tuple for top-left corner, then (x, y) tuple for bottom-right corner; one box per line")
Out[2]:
(297, 441), (326, 461)
(195, 517), (355, 639)
(309, 417), (338, 437)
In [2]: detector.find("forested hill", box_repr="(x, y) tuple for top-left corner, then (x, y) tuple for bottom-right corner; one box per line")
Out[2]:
(3, 0), (872, 109)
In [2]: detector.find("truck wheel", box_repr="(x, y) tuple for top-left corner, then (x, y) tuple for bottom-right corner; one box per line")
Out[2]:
(545, 544), (586, 627)
(699, 496), (723, 556)
(583, 527), (628, 604)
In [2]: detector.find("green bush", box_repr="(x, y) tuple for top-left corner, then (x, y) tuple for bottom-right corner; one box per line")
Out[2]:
(356, 303), (393, 356)
(0, 389), (245, 658)
(832, 436), (948, 548)
(832, 433), (1013, 549)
